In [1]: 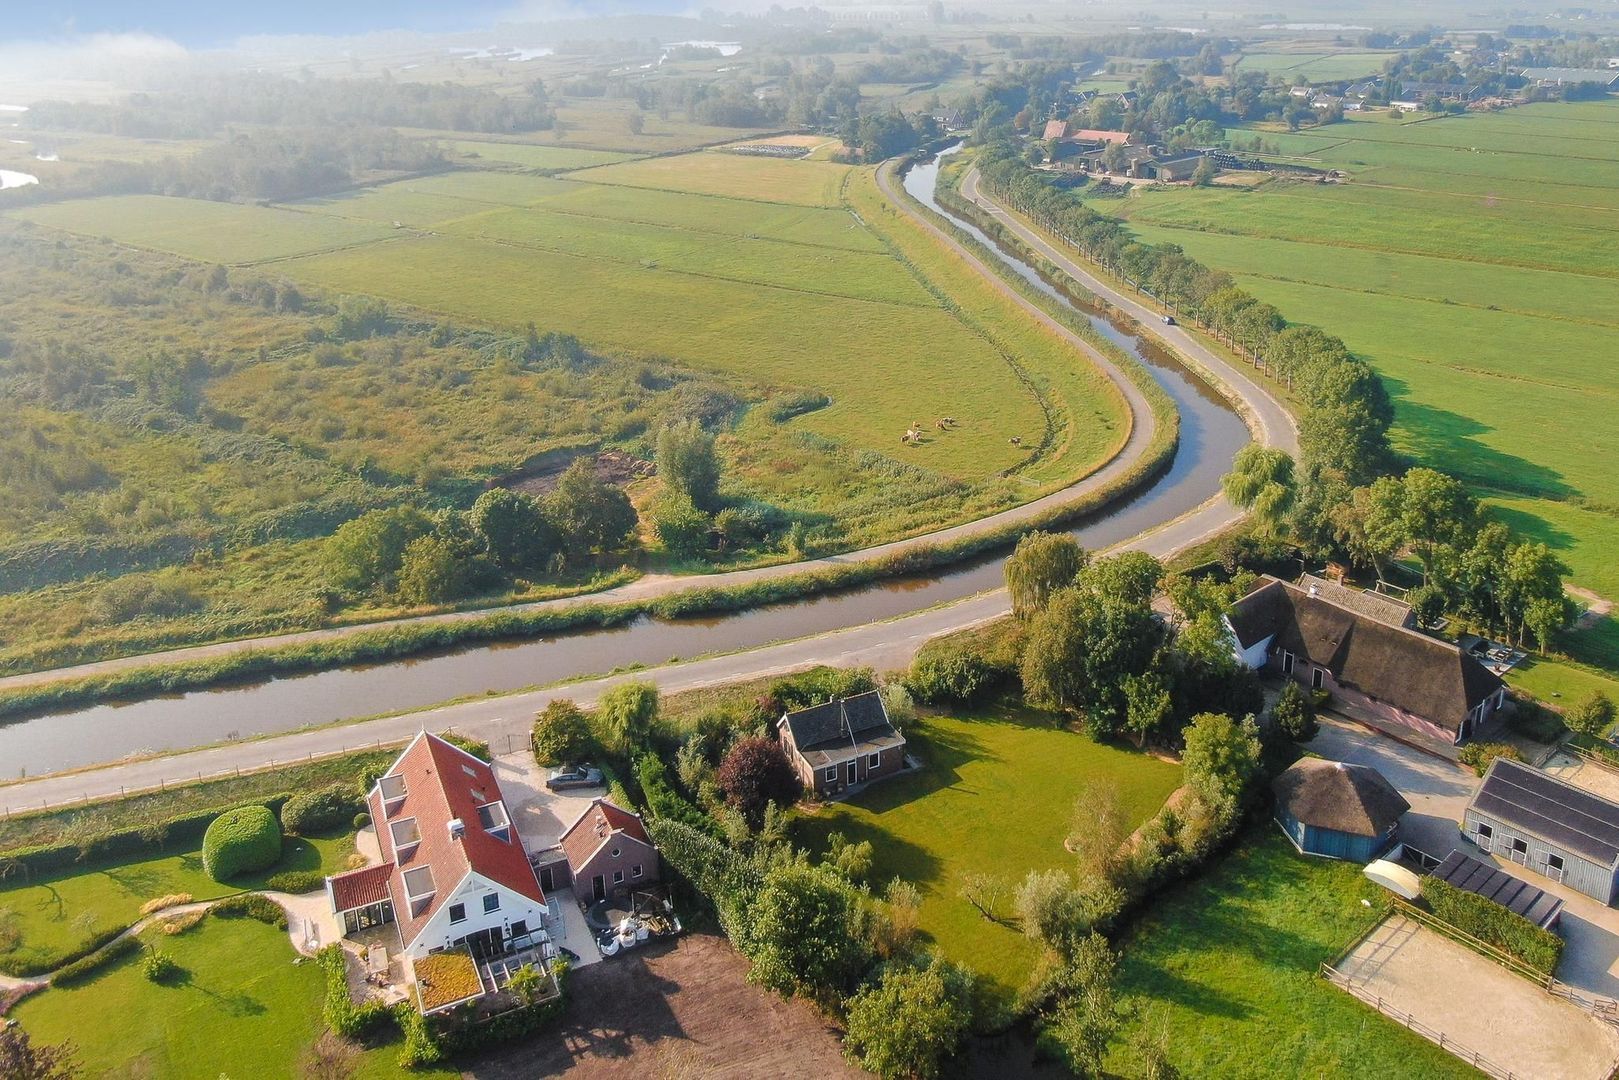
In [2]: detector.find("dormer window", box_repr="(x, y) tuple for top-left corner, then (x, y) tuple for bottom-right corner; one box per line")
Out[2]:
(379, 774), (407, 811)
(403, 866), (435, 916)
(476, 801), (511, 841)
(390, 817), (421, 858)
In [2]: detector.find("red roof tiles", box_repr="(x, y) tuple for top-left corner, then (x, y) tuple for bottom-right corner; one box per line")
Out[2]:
(328, 863), (393, 911)
(559, 798), (651, 875)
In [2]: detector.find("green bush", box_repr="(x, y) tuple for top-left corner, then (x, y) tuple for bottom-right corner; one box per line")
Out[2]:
(318, 945), (395, 1039)
(353, 812), (372, 829)
(1424, 876), (1564, 974)
(440, 732), (491, 762)
(209, 893), (288, 929)
(202, 805), (283, 882)
(906, 621), (1021, 704)
(280, 785), (356, 836)
(397, 1005), (444, 1068)
(142, 949), (181, 983)
(51, 935), (140, 986)
(266, 870), (326, 894)
(1457, 742), (1522, 778)
(1510, 700), (1568, 744)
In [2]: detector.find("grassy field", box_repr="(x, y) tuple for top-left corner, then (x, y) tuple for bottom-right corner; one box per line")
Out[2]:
(0, 831), (354, 966)
(440, 138), (638, 170)
(10, 917), (455, 1079)
(1109, 829), (1476, 1078)
(567, 149), (854, 206)
(1231, 50), (1396, 82)
(794, 706), (1181, 1006)
(13, 195), (394, 264)
(1109, 102), (1619, 598)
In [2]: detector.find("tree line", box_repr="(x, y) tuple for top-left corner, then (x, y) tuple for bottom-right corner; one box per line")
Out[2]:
(971, 139), (1572, 652)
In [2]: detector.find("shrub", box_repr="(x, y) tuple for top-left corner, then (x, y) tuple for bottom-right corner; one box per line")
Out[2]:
(1565, 691), (1615, 740)
(440, 732), (491, 762)
(280, 785), (356, 836)
(1270, 680), (1318, 743)
(1424, 876), (1563, 974)
(843, 956), (976, 1079)
(266, 870), (326, 894)
(1510, 700), (1567, 744)
(202, 805), (282, 882)
(716, 737), (800, 826)
(142, 949), (181, 983)
(906, 623), (1020, 704)
(139, 893), (192, 916)
(51, 935), (139, 986)
(160, 910), (207, 936)
(396, 1005), (443, 1068)
(209, 893), (288, 928)
(1458, 741), (1522, 777)
(318, 945), (395, 1039)
(532, 699), (594, 766)
(353, 812), (372, 829)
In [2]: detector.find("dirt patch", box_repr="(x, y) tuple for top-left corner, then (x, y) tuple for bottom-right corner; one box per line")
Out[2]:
(497, 448), (653, 498)
(465, 933), (861, 1079)
(1569, 585), (1613, 630)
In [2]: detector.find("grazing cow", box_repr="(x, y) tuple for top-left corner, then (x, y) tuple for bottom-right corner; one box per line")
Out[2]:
(1009, 435), (1022, 446)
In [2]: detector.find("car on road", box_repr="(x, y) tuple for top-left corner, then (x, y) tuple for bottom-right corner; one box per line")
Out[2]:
(546, 764), (604, 791)
(1162, 314), (1176, 325)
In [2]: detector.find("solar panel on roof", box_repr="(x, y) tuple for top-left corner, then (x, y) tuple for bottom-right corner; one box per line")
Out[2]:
(1433, 850), (1563, 930)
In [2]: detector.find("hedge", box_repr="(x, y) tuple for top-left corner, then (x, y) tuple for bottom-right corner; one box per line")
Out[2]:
(265, 870), (326, 894)
(1423, 876), (1564, 975)
(202, 805), (282, 882)
(0, 921), (128, 979)
(280, 785), (358, 836)
(318, 945), (395, 1039)
(50, 934), (140, 987)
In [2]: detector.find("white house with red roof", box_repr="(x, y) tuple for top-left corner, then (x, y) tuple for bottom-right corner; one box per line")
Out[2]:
(326, 731), (549, 961)
(559, 797), (660, 904)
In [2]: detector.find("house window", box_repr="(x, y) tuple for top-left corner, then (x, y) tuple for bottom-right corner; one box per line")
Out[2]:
(632, 864), (644, 878)
(483, 894), (500, 914)
(1311, 667), (1324, 690)
(1548, 853), (1565, 872)
(867, 752), (880, 769)
(1475, 822), (1493, 840)
(1281, 651), (1294, 674)
(390, 817), (421, 853)
(613, 869), (624, 884)
(610, 847), (621, 858)
(824, 767), (837, 782)
(449, 903), (466, 924)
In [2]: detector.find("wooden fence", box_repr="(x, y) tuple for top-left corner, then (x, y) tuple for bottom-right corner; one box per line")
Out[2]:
(1320, 962), (1522, 1080)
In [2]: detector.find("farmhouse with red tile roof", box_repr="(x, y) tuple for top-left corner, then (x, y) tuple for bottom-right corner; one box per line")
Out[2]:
(325, 731), (549, 960)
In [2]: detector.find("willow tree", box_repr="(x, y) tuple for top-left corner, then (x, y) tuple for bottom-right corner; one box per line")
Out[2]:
(1005, 531), (1087, 619)
(1220, 445), (1296, 537)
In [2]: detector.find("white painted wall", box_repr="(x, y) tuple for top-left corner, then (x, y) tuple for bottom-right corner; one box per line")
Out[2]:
(1224, 618), (1273, 669)
(404, 870), (550, 958)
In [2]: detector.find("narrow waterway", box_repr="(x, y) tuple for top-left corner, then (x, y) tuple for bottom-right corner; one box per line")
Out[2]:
(0, 150), (1251, 776)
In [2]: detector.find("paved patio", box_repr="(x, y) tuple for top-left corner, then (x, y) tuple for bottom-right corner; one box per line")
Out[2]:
(494, 751), (605, 852)
(1335, 915), (1619, 1080)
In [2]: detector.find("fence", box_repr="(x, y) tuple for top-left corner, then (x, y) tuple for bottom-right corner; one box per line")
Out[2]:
(1320, 962), (1522, 1079)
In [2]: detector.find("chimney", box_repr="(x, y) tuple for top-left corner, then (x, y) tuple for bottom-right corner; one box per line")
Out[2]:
(447, 818), (465, 841)
(1308, 583), (1319, 598)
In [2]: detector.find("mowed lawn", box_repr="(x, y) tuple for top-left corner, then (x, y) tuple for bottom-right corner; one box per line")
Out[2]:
(1111, 102), (1619, 598)
(12, 195), (394, 264)
(11, 918), (455, 1080)
(0, 832), (353, 966)
(794, 708), (1180, 1005)
(1109, 829), (1476, 1078)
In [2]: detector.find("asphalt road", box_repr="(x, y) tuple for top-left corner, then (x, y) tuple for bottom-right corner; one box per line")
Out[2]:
(0, 159), (1296, 814)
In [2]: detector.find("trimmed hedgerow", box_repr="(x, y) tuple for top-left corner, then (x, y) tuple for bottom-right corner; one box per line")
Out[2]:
(265, 870), (326, 894)
(1423, 875), (1564, 975)
(50, 934), (140, 986)
(202, 805), (282, 882)
(209, 893), (288, 928)
(280, 785), (358, 836)
(318, 944), (394, 1039)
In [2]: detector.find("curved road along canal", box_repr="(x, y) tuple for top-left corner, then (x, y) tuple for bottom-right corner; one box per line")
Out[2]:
(0, 150), (1294, 795)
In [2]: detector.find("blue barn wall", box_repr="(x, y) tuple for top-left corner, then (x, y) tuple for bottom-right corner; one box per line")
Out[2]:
(1276, 809), (1391, 862)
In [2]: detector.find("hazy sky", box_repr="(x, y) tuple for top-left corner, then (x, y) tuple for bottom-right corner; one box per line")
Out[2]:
(6, 1), (687, 46)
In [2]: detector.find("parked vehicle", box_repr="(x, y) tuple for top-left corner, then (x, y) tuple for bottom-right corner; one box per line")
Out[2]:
(1162, 314), (1176, 325)
(546, 764), (604, 791)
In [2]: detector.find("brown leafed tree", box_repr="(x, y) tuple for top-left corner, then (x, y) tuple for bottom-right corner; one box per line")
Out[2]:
(715, 736), (800, 827)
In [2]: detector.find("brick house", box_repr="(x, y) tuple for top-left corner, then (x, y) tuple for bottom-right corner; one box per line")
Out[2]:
(559, 798), (659, 904)
(325, 731), (549, 962)
(1225, 575), (1506, 748)
(777, 690), (906, 798)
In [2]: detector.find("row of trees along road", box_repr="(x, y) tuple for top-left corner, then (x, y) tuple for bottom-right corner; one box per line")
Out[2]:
(972, 136), (1571, 652)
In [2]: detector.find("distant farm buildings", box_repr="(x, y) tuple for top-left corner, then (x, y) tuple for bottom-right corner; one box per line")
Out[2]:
(1518, 67), (1619, 90)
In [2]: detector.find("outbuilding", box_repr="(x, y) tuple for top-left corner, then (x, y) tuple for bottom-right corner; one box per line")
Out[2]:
(1273, 757), (1409, 861)
(1464, 757), (1619, 905)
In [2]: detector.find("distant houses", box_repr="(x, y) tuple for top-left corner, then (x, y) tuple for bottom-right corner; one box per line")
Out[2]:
(1225, 575), (1507, 749)
(778, 690), (906, 798)
(1518, 67), (1619, 91)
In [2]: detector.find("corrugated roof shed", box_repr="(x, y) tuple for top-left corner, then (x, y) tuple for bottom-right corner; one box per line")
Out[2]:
(1471, 758), (1619, 868)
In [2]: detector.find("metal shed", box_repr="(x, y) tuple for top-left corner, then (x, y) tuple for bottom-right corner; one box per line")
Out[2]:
(1463, 757), (1619, 905)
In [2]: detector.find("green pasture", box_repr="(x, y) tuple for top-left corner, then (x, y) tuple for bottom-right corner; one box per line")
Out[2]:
(440, 138), (638, 170)
(1109, 829), (1475, 1078)
(0, 831), (353, 967)
(1232, 50), (1392, 81)
(548, 102), (776, 153)
(11, 918), (454, 1080)
(439, 204), (934, 307)
(568, 149), (852, 207)
(795, 707), (1180, 1007)
(1100, 100), (1619, 599)
(280, 232), (1045, 479)
(12, 195), (394, 265)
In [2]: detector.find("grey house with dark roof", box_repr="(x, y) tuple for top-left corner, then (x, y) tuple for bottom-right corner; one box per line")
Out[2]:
(1225, 576), (1506, 749)
(777, 691), (906, 798)
(1464, 757), (1619, 905)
